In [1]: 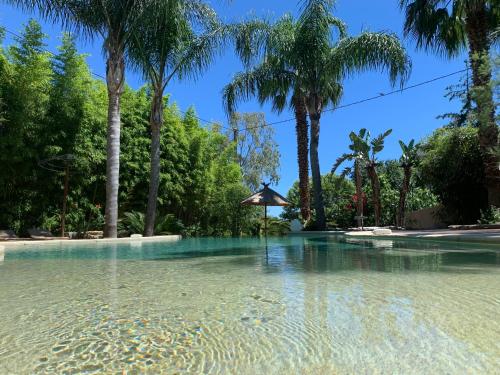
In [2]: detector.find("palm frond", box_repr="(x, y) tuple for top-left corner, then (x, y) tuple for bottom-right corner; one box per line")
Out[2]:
(331, 152), (354, 173)
(400, 0), (468, 57)
(222, 60), (296, 115)
(331, 32), (412, 87)
(371, 128), (392, 155)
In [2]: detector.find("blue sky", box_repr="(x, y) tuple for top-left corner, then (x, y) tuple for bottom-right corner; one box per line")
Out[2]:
(0, 1), (467, 216)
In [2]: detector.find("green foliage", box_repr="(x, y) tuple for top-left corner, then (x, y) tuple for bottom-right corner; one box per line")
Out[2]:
(282, 174), (355, 228)
(400, 0), (499, 57)
(228, 112), (280, 190)
(477, 206), (500, 224)
(266, 217), (290, 236)
(118, 211), (146, 235)
(418, 126), (487, 223)
(118, 211), (184, 235)
(363, 161), (438, 226)
(0, 20), (263, 236)
(283, 158), (438, 229)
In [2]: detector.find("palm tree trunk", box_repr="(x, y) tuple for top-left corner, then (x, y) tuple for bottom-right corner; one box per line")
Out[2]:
(292, 95), (311, 223)
(309, 113), (326, 230)
(398, 166), (411, 228)
(367, 164), (381, 226)
(306, 95), (326, 230)
(144, 87), (164, 237)
(354, 160), (363, 228)
(103, 46), (125, 238)
(465, 5), (500, 206)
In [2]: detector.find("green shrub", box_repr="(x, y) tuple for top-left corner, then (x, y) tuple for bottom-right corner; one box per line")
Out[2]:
(477, 206), (500, 224)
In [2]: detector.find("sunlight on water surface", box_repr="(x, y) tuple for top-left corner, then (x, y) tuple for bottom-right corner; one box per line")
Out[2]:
(0, 236), (499, 374)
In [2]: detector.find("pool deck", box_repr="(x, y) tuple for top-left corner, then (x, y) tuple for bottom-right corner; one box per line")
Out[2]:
(0, 234), (182, 251)
(290, 229), (500, 245)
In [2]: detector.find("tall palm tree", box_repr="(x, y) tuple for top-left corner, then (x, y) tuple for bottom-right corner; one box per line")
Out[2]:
(127, 0), (226, 236)
(224, 2), (411, 229)
(223, 15), (312, 223)
(400, 0), (500, 206)
(6, 0), (155, 237)
(296, 0), (410, 229)
(397, 139), (419, 227)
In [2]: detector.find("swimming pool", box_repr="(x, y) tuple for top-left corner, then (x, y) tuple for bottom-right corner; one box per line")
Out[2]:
(1, 236), (499, 374)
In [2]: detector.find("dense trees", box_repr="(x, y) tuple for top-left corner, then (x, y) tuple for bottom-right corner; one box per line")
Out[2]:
(400, 0), (500, 206)
(419, 126), (487, 224)
(0, 0), (497, 235)
(0, 21), (258, 236)
(7, 0), (230, 237)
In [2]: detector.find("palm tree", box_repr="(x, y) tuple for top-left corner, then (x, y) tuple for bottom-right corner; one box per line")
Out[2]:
(223, 15), (312, 223)
(295, 0), (410, 229)
(397, 139), (419, 228)
(6, 0), (156, 237)
(400, 0), (500, 206)
(224, 2), (411, 230)
(333, 128), (392, 227)
(127, 0), (226, 236)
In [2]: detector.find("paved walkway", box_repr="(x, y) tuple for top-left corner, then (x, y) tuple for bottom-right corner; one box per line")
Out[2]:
(0, 234), (182, 250)
(291, 229), (500, 245)
(386, 229), (500, 245)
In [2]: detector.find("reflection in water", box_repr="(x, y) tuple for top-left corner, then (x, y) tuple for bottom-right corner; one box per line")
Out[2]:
(0, 236), (499, 373)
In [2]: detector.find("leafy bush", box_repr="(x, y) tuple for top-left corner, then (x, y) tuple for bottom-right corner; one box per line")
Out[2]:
(118, 211), (184, 236)
(418, 126), (487, 224)
(266, 218), (290, 236)
(282, 173), (355, 228)
(477, 206), (500, 224)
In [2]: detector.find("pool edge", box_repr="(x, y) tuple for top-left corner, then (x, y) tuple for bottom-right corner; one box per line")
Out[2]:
(0, 235), (182, 250)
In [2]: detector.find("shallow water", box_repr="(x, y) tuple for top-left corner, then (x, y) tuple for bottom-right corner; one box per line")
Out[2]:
(1, 236), (499, 374)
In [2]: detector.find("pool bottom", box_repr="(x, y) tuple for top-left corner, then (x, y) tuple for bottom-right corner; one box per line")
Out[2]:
(0, 245), (499, 374)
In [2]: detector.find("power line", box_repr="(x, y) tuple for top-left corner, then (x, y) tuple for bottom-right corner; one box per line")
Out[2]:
(3, 27), (469, 134)
(179, 67), (469, 133)
(240, 68), (469, 132)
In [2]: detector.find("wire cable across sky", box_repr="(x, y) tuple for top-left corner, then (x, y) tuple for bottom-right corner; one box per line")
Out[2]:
(3, 27), (469, 134)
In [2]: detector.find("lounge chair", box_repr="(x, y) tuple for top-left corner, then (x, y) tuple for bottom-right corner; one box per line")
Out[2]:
(28, 228), (62, 240)
(0, 229), (18, 241)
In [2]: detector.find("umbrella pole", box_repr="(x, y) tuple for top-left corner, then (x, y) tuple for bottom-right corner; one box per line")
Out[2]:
(264, 203), (268, 237)
(264, 204), (269, 263)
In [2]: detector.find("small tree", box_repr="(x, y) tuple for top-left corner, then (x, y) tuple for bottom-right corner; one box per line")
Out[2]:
(365, 129), (393, 226)
(397, 139), (419, 227)
(332, 129), (369, 228)
(228, 112), (280, 191)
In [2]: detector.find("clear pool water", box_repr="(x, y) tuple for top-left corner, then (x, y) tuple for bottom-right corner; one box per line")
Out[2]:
(1, 236), (499, 374)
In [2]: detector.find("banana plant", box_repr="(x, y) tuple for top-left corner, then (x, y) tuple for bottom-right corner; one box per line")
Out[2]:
(397, 139), (419, 227)
(333, 128), (392, 227)
(332, 128), (369, 228)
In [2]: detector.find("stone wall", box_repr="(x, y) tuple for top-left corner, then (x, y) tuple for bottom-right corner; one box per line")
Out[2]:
(405, 206), (447, 230)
